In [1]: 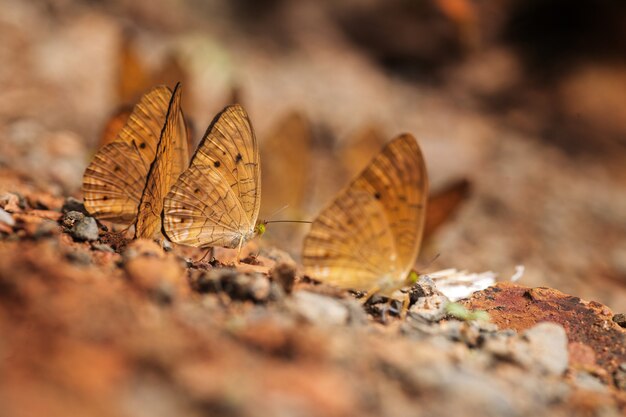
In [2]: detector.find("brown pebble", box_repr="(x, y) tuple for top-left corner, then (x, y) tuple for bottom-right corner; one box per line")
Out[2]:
(271, 262), (297, 294)
(612, 313), (626, 328)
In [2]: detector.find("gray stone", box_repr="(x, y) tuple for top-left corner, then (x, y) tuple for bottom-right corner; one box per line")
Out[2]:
(612, 313), (626, 328)
(572, 371), (607, 392)
(408, 294), (449, 322)
(615, 362), (626, 391)
(70, 216), (99, 241)
(61, 197), (87, 214)
(61, 210), (84, 229)
(0, 208), (15, 227)
(521, 322), (569, 376)
(290, 291), (349, 326)
(92, 243), (115, 253)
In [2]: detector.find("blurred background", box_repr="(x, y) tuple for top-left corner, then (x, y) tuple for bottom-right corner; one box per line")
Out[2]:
(0, 0), (625, 309)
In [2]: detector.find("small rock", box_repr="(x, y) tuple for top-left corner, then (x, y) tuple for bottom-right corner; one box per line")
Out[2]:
(123, 240), (186, 302)
(343, 298), (369, 326)
(189, 268), (231, 293)
(614, 363), (626, 391)
(34, 219), (59, 238)
(70, 216), (99, 241)
(0, 193), (24, 212)
(290, 291), (349, 326)
(61, 197), (88, 214)
(61, 210), (84, 229)
(612, 313), (626, 328)
(0, 208), (15, 227)
(270, 262), (296, 294)
(409, 294), (449, 322)
(247, 274), (271, 302)
(268, 281), (286, 301)
(521, 322), (569, 376)
(223, 273), (271, 302)
(92, 243), (115, 253)
(572, 371), (607, 392)
(65, 249), (92, 265)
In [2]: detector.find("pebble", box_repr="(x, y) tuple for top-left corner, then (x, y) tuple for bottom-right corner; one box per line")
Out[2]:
(61, 197), (88, 214)
(290, 291), (349, 326)
(0, 208), (15, 227)
(92, 243), (115, 253)
(614, 362), (626, 391)
(409, 294), (449, 322)
(61, 211), (84, 228)
(70, 216), (99, 241)
(520, 322), (569, 376)
(612, 313), (626, 328)
(572, 371), (607, 392)
(270, 262), (296, 294)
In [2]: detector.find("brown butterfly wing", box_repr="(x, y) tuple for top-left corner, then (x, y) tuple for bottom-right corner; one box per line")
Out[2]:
(83, 86), (174, 224)
(115, 85), (173, 169)
(163, 104), (260, 248)
(424, 179), (471, 240)
(303, 134), (428, 290)
(135, 83), (189, 239)
(82, 141), (146, 223)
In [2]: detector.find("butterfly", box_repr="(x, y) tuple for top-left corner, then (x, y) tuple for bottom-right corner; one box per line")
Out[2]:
(82, 84), (190, 238)
(162, 104), (261, 255)
(302, 133), (428, 296)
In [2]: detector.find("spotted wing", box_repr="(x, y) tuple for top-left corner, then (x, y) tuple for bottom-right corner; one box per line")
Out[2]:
(114, 85), (174, 168)
(135, 83), (189, 239)
(83, 85), (173, 224)
(81, 141), (146, 223)
(163, 104), (260, 248)
(302, 134), (428, 290)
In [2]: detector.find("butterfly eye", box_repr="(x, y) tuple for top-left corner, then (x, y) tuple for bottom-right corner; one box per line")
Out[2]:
(256, 223), (266, 236)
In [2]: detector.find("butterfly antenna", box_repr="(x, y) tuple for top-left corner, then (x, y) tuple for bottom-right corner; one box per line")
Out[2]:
(264, 220), (313, 225)
(420, 253), (441, 271)
(268, 205), (290, 220)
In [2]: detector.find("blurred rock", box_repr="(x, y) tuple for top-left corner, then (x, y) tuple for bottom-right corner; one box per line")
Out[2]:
(0, 208), (15, 227)
(69, 215), (99, 242)
(465, 283), (626, 381)
(522, 322), (569, 376)
(122, 239), (187, 303)
(270, 262), (296, 294)
(61, 210), (84, 229)
(62, 197), (88, 214)
(409, 294), (449, 322)
(614, 363), (626, 391)
(290, 291), (349, 326)
(0, 193), (23, 212)
(571, 371), (608, 392)
(92, 243), (115, 253)
(612, 313), (626, 328)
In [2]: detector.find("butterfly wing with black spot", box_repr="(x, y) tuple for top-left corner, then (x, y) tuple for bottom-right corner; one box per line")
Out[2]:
(83, 85), (174, 224)
(135, 83), (189, 238)
(163, 104), (260, 248)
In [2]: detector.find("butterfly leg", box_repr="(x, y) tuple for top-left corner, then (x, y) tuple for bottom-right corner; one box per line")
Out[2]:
(400, 293), (411, 319)
(196, 247), (213, 263)
(235, 236), (244, 264)
(360, 286), (381, 305)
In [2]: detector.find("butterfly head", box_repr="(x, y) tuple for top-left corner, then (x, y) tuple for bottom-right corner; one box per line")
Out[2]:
(255, 221), (268, 237)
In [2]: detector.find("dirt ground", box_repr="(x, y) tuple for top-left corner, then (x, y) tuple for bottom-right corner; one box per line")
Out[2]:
(1, 1), (625, 416)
